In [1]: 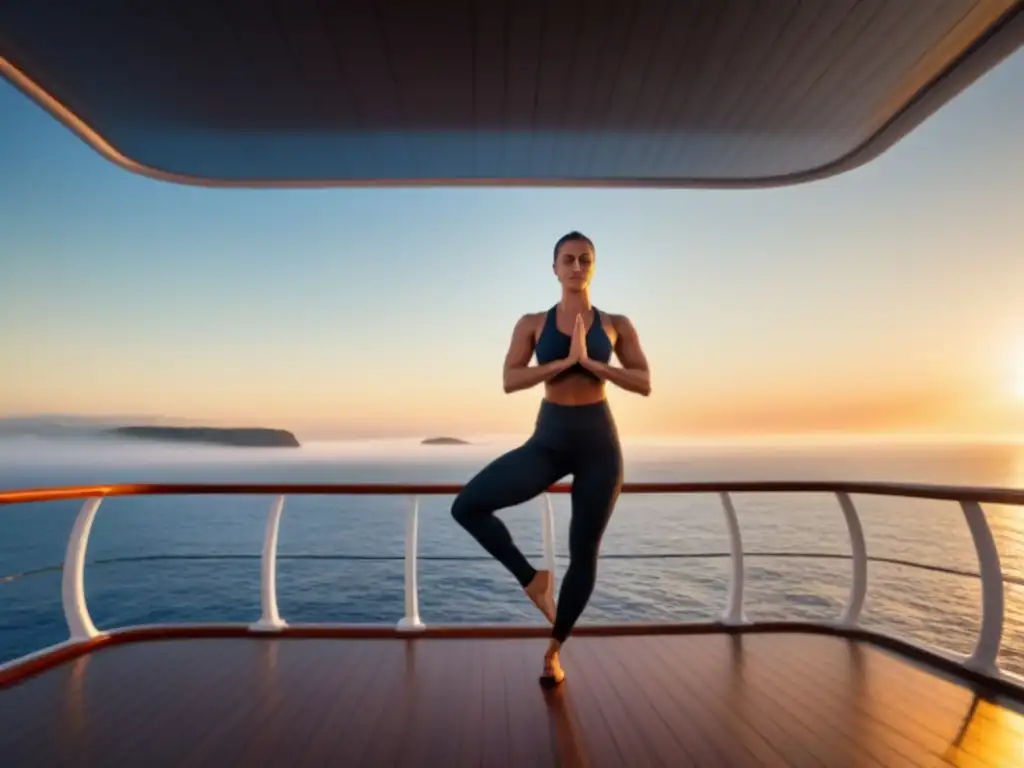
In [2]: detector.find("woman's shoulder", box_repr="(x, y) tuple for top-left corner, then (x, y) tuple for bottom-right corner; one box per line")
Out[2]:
(596, 310), (640, 340)
(511, 310), (550, 338)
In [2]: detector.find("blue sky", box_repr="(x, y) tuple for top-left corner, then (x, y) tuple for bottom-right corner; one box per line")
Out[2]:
(1, 51), (1022, 439)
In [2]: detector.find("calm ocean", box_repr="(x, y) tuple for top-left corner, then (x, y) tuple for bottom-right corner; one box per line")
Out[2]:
(2, 435), (1023, 675)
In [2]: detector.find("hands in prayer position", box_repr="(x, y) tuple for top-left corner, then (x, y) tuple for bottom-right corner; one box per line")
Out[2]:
(567, 313), (589, 365)
(568, 313), (606, 377)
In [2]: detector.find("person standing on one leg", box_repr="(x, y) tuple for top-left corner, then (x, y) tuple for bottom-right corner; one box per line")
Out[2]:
(450, 230), (652, 686)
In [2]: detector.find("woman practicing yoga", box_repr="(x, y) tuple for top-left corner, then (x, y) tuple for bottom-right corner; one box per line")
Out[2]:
(451, 230), (651, 687)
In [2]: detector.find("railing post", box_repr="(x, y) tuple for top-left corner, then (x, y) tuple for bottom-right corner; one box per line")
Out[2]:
(62, 497), (102, 641)
(836, 492), (867, 627)
(719, 492), (746, 625)
(397, 495), (425, 631)
(251, 495), (287, 631)
(961, 500), (1004, 674)
(541, 494), (557, 587)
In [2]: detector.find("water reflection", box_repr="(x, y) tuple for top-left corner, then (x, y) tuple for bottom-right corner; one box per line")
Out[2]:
(60, 652), (91, 759)
(543, 685), (591, 767)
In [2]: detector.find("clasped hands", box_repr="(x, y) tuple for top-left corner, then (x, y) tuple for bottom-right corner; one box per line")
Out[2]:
(565, 313), (600, 371)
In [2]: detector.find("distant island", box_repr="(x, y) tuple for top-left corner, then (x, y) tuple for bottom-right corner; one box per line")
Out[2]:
(421, 436), (470, 446)
(107, 426), (301, 448)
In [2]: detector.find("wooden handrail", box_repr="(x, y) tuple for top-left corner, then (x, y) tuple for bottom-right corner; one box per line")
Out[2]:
(1, 481), (1023, 506)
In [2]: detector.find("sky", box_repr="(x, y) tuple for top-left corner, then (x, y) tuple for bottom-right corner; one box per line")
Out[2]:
(1, 51), (1023, 441)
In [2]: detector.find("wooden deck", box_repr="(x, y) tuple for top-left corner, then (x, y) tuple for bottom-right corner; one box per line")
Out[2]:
(1, 631), (1021, 767)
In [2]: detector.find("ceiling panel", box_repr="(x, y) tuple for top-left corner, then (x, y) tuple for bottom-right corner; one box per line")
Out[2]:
(0, 0), (1020, 187)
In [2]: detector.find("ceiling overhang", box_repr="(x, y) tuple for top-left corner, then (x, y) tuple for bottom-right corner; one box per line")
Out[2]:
(1, 0), (1021, 188)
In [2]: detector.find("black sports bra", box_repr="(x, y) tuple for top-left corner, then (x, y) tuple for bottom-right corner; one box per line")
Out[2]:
(534, 306), (613, 382)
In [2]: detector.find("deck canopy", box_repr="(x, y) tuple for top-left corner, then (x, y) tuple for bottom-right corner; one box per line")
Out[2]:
(0, 0), (1021, 188)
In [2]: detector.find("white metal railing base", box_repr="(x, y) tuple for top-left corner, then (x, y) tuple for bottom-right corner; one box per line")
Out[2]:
(396, 617), (427, 632)
(961, 657), (1000, 677)
(249, 619), (289, 633)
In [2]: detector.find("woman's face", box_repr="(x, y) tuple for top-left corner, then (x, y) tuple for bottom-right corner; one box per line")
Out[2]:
(553, 239), (595, 292)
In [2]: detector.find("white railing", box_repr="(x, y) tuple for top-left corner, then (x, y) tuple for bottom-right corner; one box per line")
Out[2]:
(960, 500), (1005, 674)
(250, 495), (286, 632)
(1, 481), (1022, 686)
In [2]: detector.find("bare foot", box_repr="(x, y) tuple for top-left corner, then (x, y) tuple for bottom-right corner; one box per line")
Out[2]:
(539, 650), (565, 688)
(524, 570), (556, 624)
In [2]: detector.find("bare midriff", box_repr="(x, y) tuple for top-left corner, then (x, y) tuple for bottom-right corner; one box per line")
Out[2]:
(544, 375), (607, 406)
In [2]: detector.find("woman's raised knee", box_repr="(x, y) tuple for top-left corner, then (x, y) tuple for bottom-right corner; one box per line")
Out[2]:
(450, 491), (476, 528)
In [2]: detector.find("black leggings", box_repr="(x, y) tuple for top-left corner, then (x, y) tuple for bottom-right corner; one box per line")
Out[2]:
(451, 399), (623, 644)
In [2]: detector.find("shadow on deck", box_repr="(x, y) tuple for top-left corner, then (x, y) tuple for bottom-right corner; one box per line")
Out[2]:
(1, 632), (1021, 767)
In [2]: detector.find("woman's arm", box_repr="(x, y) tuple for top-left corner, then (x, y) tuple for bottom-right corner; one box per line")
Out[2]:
(581, 315), (651, 396)
(503, 314), (574, 393)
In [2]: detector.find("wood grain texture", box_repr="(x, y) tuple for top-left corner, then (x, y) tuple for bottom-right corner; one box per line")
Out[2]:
(2, 632), (1022, 767)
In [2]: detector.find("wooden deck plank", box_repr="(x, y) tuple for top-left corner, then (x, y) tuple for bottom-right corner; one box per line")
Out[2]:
(734, 635), (926, 767)
(642, 634), (821, 768)
(0, 632), (1021, 767)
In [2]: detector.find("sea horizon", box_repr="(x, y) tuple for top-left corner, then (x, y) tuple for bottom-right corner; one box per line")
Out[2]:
(0, 432), (1022, 486)
(3, 412), (1024, 447)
